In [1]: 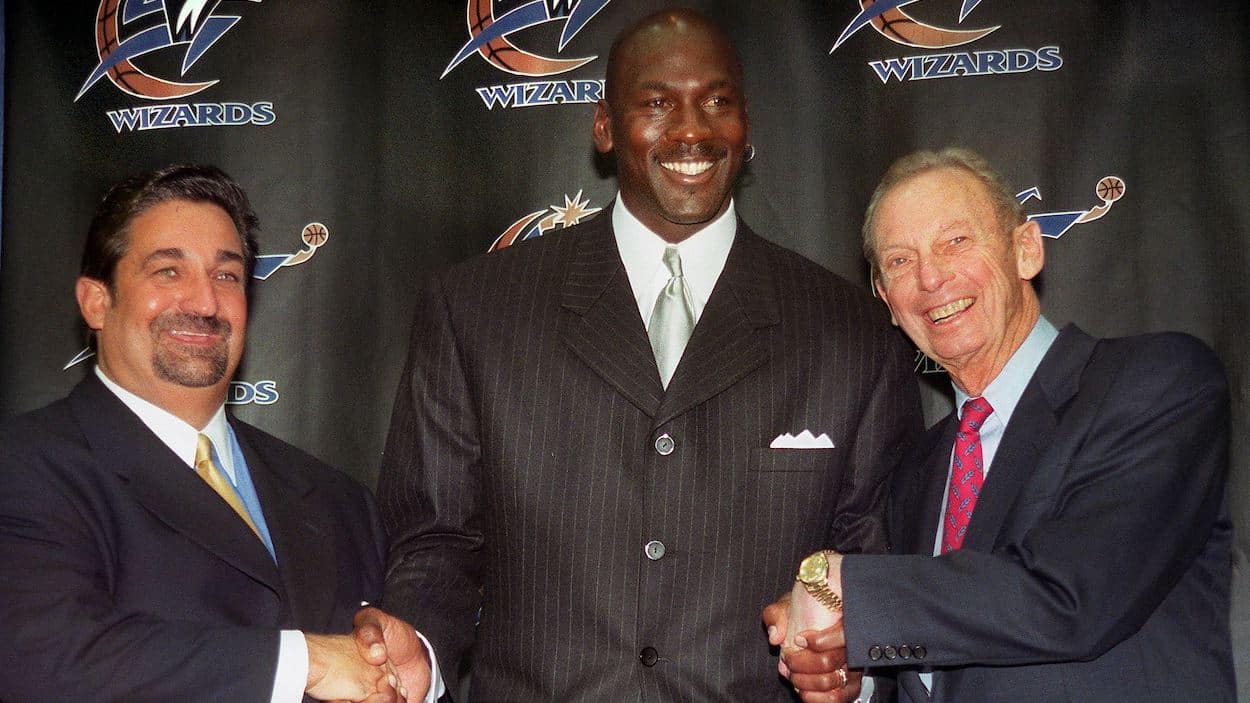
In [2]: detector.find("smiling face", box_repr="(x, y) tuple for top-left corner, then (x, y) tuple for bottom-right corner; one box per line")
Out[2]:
(77, 199), (248, 425)
(593, 11), (749, 243)
(871, 167), (1043, 395)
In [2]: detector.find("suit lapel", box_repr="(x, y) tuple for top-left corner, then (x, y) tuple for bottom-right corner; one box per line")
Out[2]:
(653, 224), (778, 428)
(962, 325), (1097, 552)
(237, 422), (336, 628)
(71, 376), (281, 593)
(560, 209), (665, 418)
(902, 418), (958, 555)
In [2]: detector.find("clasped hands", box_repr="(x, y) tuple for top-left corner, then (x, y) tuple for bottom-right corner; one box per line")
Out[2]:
(306, 607), (432, 703)
(763, 550), (862, 703)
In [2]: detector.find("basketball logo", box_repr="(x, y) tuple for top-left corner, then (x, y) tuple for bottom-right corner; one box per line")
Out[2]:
(1019, 174), (1129, 239)
(443, 0), (608, 78)
(1095, 176), (1125, 202)
(832, 0), (1000, 52)
(77, 0), (259, 101)
(301, 222), (330, 248)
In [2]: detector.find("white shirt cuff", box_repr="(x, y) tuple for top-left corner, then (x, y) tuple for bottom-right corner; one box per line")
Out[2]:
(416, 628), (446, 702)
(270, 630), (308, 703)
(269, 627), (443, 703)
(859, 673), (875, 703)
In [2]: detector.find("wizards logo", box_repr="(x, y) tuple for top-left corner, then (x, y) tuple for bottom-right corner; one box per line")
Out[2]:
(489, 191), (602, 251)
(830, 1), (1063, 83)
(253, 222), (331, 280)
(1019, 175), (1126, 239)
(445, 0), (612, 110)
(75, 0), (275, 132)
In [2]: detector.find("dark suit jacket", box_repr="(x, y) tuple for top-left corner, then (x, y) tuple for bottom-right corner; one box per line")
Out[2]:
(379, 210), (922, 701)
(843, 325), (1235, 702)
(0, 374), (387, 702)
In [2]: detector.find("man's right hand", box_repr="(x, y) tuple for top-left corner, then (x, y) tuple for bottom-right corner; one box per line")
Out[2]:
(305, 633), (396, 703)
(351, 607), (432, 702)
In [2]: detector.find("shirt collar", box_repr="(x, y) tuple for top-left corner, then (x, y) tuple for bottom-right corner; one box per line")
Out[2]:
(94, 366), (234, 480)
(953, 315), (1059, 427)
(612, 194), (737, 324)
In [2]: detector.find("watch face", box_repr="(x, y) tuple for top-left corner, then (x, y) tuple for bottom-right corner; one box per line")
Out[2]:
(798, 551), (828, 585)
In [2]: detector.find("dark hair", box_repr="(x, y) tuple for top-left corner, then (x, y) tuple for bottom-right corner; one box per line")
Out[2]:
(81, 164), (260, 290)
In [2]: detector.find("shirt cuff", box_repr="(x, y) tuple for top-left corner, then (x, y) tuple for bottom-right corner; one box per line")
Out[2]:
(416, 628), (446, 703)
(859, 673), (875, 703)
(270, 630), (308, 703)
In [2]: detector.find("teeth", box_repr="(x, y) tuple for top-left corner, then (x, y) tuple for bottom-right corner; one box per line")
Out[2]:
(662, 160), (714, 176)
(928, 298), (973, 322)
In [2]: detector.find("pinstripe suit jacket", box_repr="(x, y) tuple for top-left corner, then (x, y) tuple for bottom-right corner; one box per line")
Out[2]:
(379, 209), (922, 701)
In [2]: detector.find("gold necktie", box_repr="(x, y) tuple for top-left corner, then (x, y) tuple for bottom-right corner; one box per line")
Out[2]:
(195, 433), (262, 540)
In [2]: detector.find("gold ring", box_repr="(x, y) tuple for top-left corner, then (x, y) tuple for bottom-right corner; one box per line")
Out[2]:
(835, 667), (848, 689)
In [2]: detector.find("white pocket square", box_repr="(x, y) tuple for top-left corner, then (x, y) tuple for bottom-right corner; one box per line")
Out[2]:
(769, 430), (835, 449)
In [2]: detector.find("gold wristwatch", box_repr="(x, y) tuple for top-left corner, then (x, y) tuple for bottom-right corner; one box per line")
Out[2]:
(797, 549), (844, 612)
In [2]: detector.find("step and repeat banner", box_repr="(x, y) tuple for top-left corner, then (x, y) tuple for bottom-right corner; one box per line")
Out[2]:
(3, 0), (1248, 691)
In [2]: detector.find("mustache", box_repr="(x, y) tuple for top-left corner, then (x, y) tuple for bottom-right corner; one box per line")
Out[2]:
(655, 142), (728, 162)
(151, 313), (231, 337)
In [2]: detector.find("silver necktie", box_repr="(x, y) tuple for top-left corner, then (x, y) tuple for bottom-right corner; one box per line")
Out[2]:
(649, 246), (695, 388)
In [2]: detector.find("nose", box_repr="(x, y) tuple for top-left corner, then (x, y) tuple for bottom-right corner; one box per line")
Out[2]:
(178, 271), (219, 317)
(668, 101), (712, 144)
(916, 255), (953, 292)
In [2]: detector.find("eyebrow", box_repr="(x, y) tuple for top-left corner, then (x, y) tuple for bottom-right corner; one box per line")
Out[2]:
(141, 248), (245, 267)
(637, 79), (736, 92)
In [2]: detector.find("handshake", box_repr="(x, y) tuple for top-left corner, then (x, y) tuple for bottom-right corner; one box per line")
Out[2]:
(305, 607), (433, 703)
(763, 550), (860, 703)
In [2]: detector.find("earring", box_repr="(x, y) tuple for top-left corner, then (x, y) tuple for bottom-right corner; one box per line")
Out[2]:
(743, 144), (756, 163)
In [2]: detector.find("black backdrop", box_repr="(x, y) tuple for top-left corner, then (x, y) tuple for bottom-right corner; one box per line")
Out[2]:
(3, 1), (1247, 695)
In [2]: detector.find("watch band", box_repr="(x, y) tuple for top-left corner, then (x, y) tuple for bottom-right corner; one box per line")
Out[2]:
(805, 580), (844, 612)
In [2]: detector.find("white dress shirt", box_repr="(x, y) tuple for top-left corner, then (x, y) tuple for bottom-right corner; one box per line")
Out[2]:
(612, 194), (737, 329)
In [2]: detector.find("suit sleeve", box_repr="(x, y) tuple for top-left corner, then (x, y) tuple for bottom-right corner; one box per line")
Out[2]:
(378, 272), (485, 697)
(0, 425), (279, 702)
(841, 334), (1230, 667)
(832, 324), (923, 555)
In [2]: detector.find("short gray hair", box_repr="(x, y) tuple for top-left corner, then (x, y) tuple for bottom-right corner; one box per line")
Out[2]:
(862, 147), (1024, 284)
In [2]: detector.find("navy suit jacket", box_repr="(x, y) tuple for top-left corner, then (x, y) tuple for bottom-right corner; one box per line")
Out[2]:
(843, 325), (1235, 702)
(0, 374), (387, 702)
(379, 210), (923, 701)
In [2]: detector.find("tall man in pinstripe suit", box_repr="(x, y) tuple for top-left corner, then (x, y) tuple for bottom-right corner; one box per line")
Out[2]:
(371, 8), (922, 701)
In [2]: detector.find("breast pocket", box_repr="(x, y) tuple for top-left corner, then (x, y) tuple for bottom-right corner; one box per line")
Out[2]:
(751, 447), (841, 472)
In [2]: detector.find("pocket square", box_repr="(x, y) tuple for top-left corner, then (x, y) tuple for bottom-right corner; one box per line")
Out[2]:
(769, 430), (835, 449)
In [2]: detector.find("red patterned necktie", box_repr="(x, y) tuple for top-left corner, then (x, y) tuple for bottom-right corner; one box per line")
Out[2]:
(942, 398), (994, 553)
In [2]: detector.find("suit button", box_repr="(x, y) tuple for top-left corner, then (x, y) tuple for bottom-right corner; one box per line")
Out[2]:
(913, 645), (927, 660)
(644, 540), (666, 560)
(654, 433), (675, 455)
(639, 646), (659, 666)
(868, 646), (883, 661)
(898, 645), (912, 659)
(884, 645), (897, 660)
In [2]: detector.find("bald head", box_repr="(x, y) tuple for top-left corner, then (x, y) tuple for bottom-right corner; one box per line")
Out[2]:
(604, 8), (743, 106)
(592, 6), (750, 243)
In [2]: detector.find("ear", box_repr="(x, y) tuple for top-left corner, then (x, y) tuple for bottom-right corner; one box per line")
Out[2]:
(591, 100), (614, 154)
(76, 277), (111, 331)
(1012, 219), (1044, 281)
